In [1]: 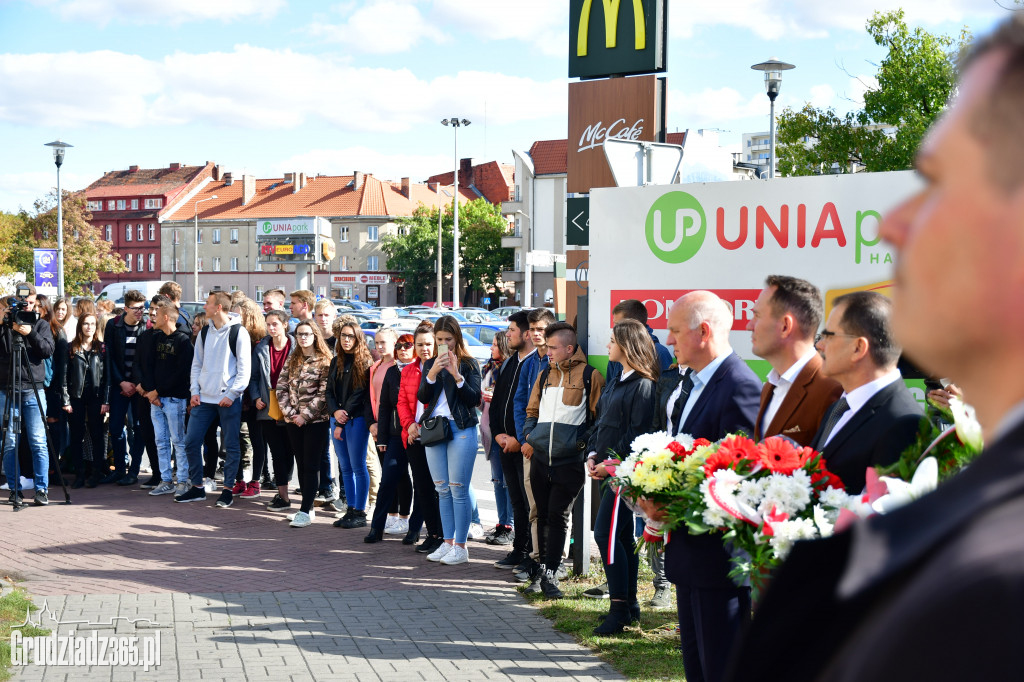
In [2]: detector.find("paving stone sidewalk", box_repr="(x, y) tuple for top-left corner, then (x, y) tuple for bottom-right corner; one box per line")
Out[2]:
(2, 484), (623, 681)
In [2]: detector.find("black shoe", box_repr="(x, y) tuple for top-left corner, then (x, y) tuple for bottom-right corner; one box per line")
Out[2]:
(582, 581), (610, 600)
(524, 566), (544, 594)
(84, 477), (98, 489)
(139, 475), (160, 489)
(98, 471), (121, 485)
(513, 558), (538, 582)
(494, 550), (526, 569)
(117, 475), (138, 486)
(260, 474), (274, 488)
(402, 530), (421, 546)
(332, 508), (355, 527)
(646, 587), (673, 610)
(33, 491), (48, 506)
(336, 509), (367, 529)
(266, 494), (291, 511)
(8, 491), (24, 505)
(364, 528), (383, 543)
(215, 489), (233, 508)
(416, 537), (442, 554)
(174, 485), (206, 503)
(593, 601), (632, 635)
(628, 600), (641, 623)
(541, 569), (563, 599)
(71, 478), (85, 490)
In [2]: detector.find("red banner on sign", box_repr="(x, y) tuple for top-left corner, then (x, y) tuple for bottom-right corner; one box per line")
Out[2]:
(610, 289), (761, 331)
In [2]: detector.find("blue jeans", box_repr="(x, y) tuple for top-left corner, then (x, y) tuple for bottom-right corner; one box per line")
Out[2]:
(1, 390), (49, 492)
(424, 420), (479, 544)
(108, 391), (145, 477)
(184, 399), (242, 488)
(334, 416), (370, 510)
(488, 439), (514, 527)
(151, 397), (189, 483)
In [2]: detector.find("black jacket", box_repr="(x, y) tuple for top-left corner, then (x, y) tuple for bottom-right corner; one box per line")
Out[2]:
(586, 370), (656, 461)
(62, 343), (107, 404)
(103, 314), (146, 400)
(417, 357), (482, 430)
(146, 329), (194, 400)
(0, 316), (54, 391)
(45, 329), (68, 418)
(652, 366), (685, 433)
(375, 364), (405, 448)
(249, 335), (294, 421)
(326, 354), (371, 422)
(131, 327), (159, 388)
(488, 353), (522, 439)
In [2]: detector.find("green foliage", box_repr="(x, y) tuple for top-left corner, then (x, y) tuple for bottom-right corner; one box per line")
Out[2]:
(382, 199), (511, 305)
(777, 9), (968, 175)
(0, 211), (33, 277)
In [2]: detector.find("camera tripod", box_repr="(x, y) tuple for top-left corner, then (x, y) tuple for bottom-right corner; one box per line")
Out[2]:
(0, 325), (70, 511)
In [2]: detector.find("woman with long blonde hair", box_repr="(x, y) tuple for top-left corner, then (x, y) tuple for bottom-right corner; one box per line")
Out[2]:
(328, 319), (374, 528)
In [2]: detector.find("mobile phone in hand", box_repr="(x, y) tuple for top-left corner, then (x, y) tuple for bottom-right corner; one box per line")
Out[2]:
(437, 343), (449, 356)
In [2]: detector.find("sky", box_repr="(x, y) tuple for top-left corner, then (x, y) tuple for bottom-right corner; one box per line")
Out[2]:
(0, 0), (1010, 214)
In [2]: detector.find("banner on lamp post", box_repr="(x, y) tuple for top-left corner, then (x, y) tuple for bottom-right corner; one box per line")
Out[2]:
(33, 249), (58, 296)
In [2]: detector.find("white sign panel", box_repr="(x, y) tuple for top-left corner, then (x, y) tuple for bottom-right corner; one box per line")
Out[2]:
(588, 171), (922, 364)
(255, 217), (331, 240)
(332, 274), (390, 285)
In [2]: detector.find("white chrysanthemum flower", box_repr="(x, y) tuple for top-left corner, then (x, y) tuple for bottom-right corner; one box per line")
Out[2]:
(631, 431), (672, 457)
(819, 487), (851, 509)
(674, 433), (695, 450)
(768, 518), (818, 560)
(759, 472), (812, 516)
(813, 504), (835, 537)
(737, 478), (767, 511)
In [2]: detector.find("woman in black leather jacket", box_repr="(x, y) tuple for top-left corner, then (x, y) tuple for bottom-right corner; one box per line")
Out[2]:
(62, 314), (109, 488)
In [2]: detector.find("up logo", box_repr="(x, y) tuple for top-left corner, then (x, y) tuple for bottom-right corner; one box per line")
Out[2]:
(262, 221), (272, 234)
(645, 191), (706, 264)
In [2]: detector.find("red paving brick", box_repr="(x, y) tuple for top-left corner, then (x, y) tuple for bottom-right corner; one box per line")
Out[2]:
(0, 485), (518, 596)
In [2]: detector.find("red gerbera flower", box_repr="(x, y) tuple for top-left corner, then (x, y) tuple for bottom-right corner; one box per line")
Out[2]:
(759, 437), (804, 475)
(702, 449), (738, 477)
(716, 435), (760, 465)
(810, 468), (845, 491)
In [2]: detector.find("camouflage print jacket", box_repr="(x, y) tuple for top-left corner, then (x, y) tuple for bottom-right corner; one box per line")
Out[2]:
(276, 353), (330, 423)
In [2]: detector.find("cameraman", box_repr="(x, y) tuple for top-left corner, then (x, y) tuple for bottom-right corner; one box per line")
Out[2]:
(0, 283), (55, 505)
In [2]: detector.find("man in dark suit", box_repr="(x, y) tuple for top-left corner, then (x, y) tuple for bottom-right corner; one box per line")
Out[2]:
(810, 291), (923, 493)
(748, 275), (842, 445)
(726, 18), (1024, 681)
(643, 291), (761, 682)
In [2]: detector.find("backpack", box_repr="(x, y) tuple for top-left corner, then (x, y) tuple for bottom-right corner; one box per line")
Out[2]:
(43, 357), (53, 388)
(200, 323), (240, 359)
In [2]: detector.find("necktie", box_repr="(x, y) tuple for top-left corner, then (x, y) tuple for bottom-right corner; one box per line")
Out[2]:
(669, 371), (695, 436)
(819, 397), (850, 445)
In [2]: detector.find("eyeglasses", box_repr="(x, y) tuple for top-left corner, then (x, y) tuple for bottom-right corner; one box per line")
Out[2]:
(815, 331), (859, 344)
(127, 305), (145, 312)
(295, 332), (314, 339)
(395, 342), (414, 350)
(339, 333), (357, 341)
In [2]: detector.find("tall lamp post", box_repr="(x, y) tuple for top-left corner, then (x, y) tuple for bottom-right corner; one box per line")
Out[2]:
(751, 58), (795, 179)
(515, 210), (532, 308)
(194, 195), (217, 301)
(441, 117), (469, 309)
(44, 140), (73, 298)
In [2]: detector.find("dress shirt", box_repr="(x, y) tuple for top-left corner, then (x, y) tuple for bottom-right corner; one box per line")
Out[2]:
(822, 369), (902, 447)
(760, 348), (819, 436)
(424, 371), (465, 420)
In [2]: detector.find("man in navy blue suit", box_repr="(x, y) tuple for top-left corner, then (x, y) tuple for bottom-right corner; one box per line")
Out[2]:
(643, 291), (761, 682)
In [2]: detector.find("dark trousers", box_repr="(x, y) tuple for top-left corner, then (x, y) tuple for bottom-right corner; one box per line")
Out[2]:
(406, 439), (441, 538)
(202, 415), (220, 478)
(500, 448), (532, 555)
(262, 420), (291, 487)
(676, 585), (751, 682)
(370, 434), (423, 533)
(288, 420), (329, 514)
(243, 409), (267, 484)
(530, 457), (585, 572)
(67, 396), (104, 479)
(593, 486), (639, 601)
(388, 464), (413, 515)
(135, 394), (157, 476)
(108, 391), (145, 477)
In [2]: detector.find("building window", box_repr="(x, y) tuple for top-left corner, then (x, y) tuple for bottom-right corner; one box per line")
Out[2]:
(230, 285), (239, 292)
(148, 224), (155, 240)
(197, 229), (203, 244)
(397, 225), (407, 236)
(198, 258), (203, 272)
(230, 228), (238, 243)
(367, 225), (379, 242)
(131, 199), (139, 210)
(144, 198), (162, 209)
(255, 261), (262, 272)
(367, 256), (379, 271)
(317, 286), (327, 298)
(340, 256), (349, 271)
(148, 253), (155, 271)
(126, 255), (132, 272)
(87, 200), (103, 211)
(137, 253), (144, 272)
(213, 257), (221, 272)
(125, 225), (132, 242)
(340, 225), (349, 242)
(514, 250), (521, 271)
(255, 285), (264, 301)
(137, 225), (144, 241)
(117, 199), (126, 210)
(108, 200), (116, 210)
(230, 257), (238, 272)
(104, 225), (112, 241)
(212, 228), (221, 244)
(173, 229), (180, 245)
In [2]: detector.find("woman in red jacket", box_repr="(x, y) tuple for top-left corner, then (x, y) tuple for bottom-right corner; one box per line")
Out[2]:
(397, 323), (444, 555)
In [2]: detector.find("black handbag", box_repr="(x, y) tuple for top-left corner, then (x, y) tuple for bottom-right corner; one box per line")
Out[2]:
(419, 371), (454, 446)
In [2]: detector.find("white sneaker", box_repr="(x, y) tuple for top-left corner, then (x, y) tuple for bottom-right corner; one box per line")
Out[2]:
(149, 481), (176, 496)
(439, 545), (469, 565)
(289, 511), (312, 528)
(385, 518), (409, 535)
(174, 482), (189, 496)
(203, 477), (217, 493)
(286, 509), (315, 523)
(468, 523), (486, 540)
(427, 542), (454, 562)
(383, 516), (398, 532)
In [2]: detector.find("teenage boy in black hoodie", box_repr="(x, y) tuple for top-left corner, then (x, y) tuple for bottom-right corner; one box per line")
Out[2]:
(141, 299), (194, 497)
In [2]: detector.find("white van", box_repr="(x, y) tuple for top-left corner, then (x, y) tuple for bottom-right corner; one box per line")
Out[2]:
(97, 280), (169, 303)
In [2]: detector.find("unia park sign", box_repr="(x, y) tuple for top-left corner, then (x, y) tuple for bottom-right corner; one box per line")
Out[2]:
(587, 170), (923, 378)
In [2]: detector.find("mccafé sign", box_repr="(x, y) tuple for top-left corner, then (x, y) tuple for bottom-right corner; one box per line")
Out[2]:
(569, 0), (667, 79)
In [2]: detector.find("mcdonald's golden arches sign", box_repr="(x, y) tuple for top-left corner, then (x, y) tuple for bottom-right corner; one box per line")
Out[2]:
(569, 0), (667, 79)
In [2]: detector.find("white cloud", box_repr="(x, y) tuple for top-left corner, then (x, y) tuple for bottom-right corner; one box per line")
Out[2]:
(0, 46), (567, 132)
(430, 0), (568, 58)
(25, 0), (284, 26)
(846, 74), (878, 108)
(271, 147), (452, 183)
(667, 87), (768, 128)
(809, 83), (835, 109)
(306, 1), (447, 55)
(0, 171), (95, 213)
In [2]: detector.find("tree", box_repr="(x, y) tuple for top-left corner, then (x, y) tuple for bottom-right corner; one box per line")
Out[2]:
(2, 191), (128, 295)
(777, 10), (968, 175)
(382, 199), (512, 305)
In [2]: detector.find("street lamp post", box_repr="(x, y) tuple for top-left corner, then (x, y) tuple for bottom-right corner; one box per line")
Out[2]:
(194, 195), (217, 301)
(751, 58), (795, 179)
(515, 210), (532, 308)
(441, 117), (469, 308)
(44, 140), (73, 298)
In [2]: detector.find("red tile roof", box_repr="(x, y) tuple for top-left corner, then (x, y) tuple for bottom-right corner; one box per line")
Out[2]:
(86, 163), (214, 198)
(528, 139), (567, 175)
(425, 159), (514, 205)
(666, 132), (686, 146)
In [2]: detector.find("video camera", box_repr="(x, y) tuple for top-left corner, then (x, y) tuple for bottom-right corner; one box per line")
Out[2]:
(3, 284), (39, 328)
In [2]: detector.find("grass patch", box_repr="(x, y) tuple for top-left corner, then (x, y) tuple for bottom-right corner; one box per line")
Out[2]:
(0, 583), (49, 681)
(521, 558), (687, 681)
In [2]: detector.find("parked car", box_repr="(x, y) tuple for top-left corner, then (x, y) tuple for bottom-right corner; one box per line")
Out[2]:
(461, 333), (492, 366)
(179, 301), (205, 320)
(460, 323), (505, 346)
(457, 308), (502, 323)
(491, 306), (529, 319)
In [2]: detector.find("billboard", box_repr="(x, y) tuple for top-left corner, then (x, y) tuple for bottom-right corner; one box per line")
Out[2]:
(569, 0), (667, 79)
(587, 172), (922, 373)
(255, 217), (331, 241)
